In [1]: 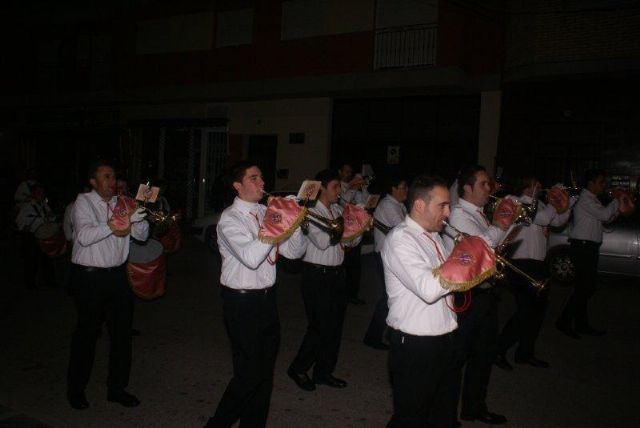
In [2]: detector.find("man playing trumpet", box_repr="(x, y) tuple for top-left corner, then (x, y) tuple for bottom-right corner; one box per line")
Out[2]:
(205, 161), (306, 428)
(288, 169), (361, 391)
(445, 164), (508, 425)
(382, 174), (467, 427)
(495, 177), (573, 370)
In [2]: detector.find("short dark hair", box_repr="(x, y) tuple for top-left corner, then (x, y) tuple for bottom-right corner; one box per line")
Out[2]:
(407, 174), (448, 211)
(386, 173), (407, 194)
(230, 161), (259, 186)
(583, 169), (606, 187)
(457, 165), (487, 198)
(315, 169), (341, 188)
(88, 159), (114, 181)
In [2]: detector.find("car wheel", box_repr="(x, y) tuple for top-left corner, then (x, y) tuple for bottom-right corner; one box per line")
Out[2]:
(546, 246), (575, 284)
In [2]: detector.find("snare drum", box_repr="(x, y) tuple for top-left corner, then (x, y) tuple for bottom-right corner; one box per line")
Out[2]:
(34, 222), (68, 258)
(127, 239), (166, 300)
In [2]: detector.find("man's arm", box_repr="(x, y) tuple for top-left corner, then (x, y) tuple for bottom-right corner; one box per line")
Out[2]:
(382, 234), (450, 304)
(217, 214), (273, 270)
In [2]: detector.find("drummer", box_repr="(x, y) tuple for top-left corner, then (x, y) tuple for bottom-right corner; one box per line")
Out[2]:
(15, 183), (56, 289)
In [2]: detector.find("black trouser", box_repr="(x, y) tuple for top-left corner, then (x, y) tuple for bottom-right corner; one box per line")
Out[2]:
(20, 231), (55, 288)
(67, 264), (133, 396)
(207, 286), (280, 428)
(558, 239), (600, 329)
(453, 288), (499, 417)
(498, 259), (548, 358)
(364, 253), (388, 343)
(344, 244), (362, 300)
(387, 329), (458, 428)
(290, 263), (348, 379)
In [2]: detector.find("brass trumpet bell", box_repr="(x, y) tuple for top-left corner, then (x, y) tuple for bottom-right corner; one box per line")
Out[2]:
(302, 211), (344, 245)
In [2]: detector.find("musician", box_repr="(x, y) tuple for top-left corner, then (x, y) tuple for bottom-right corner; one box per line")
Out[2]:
(67, 160), (148, 410)
(15, 183), (55, 289)
(363, 175), (408, 350)
(288, 169), (361, 391)
(382, 174), (458, 427)
(495, 178), (572, 370)
(205, 161), (306, 428)
(14, 168), (39, 210)
(446, 164), (507, 425)
(556, 169), (620, 338)
(338, 162), (368, 305)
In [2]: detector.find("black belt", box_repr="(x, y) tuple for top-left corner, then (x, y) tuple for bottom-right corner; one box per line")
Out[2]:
(389, 328), (455, 345)
(569, 239), (600, 247)
(303, 262), (344, 274)
(220, 284), (275, 296)
(73, 263), (124, 273)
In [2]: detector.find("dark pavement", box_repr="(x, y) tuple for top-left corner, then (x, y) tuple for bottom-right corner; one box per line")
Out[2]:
(1, 235), (639, 428)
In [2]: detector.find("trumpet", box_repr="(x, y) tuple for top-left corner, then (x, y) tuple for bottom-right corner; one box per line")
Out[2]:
(487, 194), (538, 225)
(261, 189), (345, 245)
(443, 221), (548, 294)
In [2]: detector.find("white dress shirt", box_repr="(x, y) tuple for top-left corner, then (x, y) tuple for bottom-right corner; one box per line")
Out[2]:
(382, 216), (457, 336)
(71, 190), (149, 268)
(446, 198), (506, 249)
(15, 200), (53, 233)
(302, 201), (362, 266)
(373, 195), (407, 253)
(511, 195), (572, 261)
(340, 181), (369, 205)
(14, 180), (38, 206)
(569, 189), (619, 243)
(217, 197), (306, 290)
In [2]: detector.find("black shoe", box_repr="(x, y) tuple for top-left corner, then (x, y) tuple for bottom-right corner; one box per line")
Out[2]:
(494, 353), (514, 371)
(287, 367), (316, 391)
(515, 355), (550, 368)
(67, 392), (89, 410)
(575, 325), (606, 336)
(107, 390), (140, 407)
(555, 321), (581, 339)
(313, 374), (347, 388)
(350, 298), (366, 305)
(460, 411), (507, 425)
(363, 338), (390, 351)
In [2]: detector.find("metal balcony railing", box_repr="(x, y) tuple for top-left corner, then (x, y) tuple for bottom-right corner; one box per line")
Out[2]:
(374, 23), (437, 70)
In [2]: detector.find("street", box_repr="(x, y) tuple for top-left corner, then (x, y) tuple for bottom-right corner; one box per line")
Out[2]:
(1, 236), (639, 428)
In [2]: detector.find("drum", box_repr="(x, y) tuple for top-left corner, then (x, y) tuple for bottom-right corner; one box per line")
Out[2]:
(34, 222), (68, 258)
(127, 239), (166, 300)
(158, 222), (182, 254)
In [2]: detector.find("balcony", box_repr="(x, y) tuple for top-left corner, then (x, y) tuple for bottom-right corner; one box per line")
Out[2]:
(374, 23), (437, 70)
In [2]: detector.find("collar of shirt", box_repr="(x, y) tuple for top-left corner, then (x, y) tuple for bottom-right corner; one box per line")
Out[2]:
(404, 215), (426, 234)
(87, 189), (117, 207)
(519, 194), (532, 204)
(581, 188), (599, 202)
(458, 198), (488, 224)
(232, 196), (260, 216)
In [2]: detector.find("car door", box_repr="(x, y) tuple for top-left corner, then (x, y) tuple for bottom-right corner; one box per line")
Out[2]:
(598, 216), (638, 276)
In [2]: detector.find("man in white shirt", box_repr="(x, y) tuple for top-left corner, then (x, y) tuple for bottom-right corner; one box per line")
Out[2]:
(67, 160), (148, 410)
(446, 165), (507, 425)
(556, 169), (620, 338)
(363, 175), (407, 350)
(338, 163), (369, 305)
(382, 174), (458, 427)
(15, 183), (55, 289)
(495, 178), (572, 371)
(288, 169), (361, 392)
(14, 168), (39, 210)
(206, 162), (306, 428)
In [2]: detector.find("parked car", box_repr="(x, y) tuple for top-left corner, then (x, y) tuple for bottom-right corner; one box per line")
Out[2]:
(545, 212), (640, 283)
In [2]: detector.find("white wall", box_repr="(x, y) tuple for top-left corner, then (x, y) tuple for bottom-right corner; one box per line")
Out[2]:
(227, 98), (333, 190)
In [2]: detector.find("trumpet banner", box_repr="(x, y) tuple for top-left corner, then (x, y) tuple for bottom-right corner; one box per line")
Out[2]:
(341, 204), (373, 243)
(433, 236), (496, 292)
(258, 197), (307, 244)
(548, 187), (569, 214)
(492, 198), (522, 229)
(108, 196), (137, 231)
